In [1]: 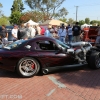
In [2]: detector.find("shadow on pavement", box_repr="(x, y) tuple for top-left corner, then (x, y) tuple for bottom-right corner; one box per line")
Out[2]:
(0, 69), (21, 78)
(0, 65), (100, 89)
(46, 65), (100, 88)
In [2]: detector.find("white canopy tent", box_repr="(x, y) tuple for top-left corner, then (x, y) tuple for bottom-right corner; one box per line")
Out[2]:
(81, 24), (92, 30)
(24, 19), (38, 26)
(40, 19), (67, 26)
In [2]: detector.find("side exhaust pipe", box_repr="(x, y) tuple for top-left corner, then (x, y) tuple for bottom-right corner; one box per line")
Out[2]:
(42, 63), (88, 74)
(42, 69), (49, 74)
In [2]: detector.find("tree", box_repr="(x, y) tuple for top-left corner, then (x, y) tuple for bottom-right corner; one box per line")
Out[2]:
(97, 21), (100, 25)
(59, 18), (67, 23)
(10, 11), (22, 24)
(79, 20), (85, 26)
(85, 18), (90, 24)
(90, 20), (98, 26)
(0, 3), (3, 17)
(25, 0), (68, 20)
(11, 0), (25, 13)
(0, 16), (10, 25)
(20, 11), (48, 23)
(54, 7), (68, 19)
(67, 18), (74, 24)
(10, 0), (25, 24)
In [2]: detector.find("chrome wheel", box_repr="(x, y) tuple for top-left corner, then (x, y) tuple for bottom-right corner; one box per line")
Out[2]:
(17, 57), (40, 77)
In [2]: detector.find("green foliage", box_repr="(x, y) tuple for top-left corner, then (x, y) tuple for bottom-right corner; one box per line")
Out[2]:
(85, 18), (90, 24)
(67, 18), (74, 24)
(20, 11), (45, 23)
(0, 3), (3, 17)
(59, 18), (67, 23)
(0, 3), (2, 8)
(54, 7), (68, 19)
(97, 21), (100, 25)
(10, 0), (24, 24)
(0, 16), (10, 25)
(79, 20), (85, 25)
(11, 0), (25, 13)
(9, 11), (22, 25)
(90, 20), (100, 26)
(25, 0), (67, 20)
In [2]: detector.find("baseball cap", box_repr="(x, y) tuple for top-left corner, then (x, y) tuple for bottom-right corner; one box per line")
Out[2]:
(14, 24), (18, 27)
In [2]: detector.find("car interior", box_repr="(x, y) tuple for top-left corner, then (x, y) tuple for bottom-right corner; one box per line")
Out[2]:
(36, 41), (59, 51)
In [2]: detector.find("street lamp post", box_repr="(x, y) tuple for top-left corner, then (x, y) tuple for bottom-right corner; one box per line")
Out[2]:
(75, 6), (79, 22)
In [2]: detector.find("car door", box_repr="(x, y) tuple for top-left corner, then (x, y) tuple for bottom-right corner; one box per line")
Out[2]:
(34, 40), (75, 67)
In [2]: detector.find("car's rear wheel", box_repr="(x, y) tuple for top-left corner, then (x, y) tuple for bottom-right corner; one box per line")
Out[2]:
(16, 57), (40, 78)
(88, 52), (100, 69)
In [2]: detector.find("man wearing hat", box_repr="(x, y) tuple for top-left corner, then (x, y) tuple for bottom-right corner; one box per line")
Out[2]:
(11, 24), (18, 41)
(58, 24), (67, 43)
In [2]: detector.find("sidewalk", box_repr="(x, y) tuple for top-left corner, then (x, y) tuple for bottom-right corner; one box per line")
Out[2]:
(0, 66), (100, 100)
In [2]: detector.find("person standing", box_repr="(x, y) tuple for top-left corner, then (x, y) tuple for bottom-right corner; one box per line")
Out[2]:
(17, 23), (28, 40)
(25, 23), (36, 39)
(40, 26), (45, 35)
(44, 25), (53, 37)
(95, 25), (100, 46)
(67, 25), (73, 44)
(35, 25), (41, 35)
(72, 22), (81, 42)
(11, 24), (18, 41)
(58, 24), (67, 43)
(0, 25), (8, 45)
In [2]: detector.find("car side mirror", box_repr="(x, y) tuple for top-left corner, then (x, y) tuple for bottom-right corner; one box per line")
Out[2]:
(25, 45), (31, 49)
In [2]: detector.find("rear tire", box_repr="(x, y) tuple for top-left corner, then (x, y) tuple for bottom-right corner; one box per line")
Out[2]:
(88, 52), (100, 69)
(16, 57), (40, 78)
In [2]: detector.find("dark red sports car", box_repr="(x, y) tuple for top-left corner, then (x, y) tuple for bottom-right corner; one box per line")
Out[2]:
(0, 36), (99, 77)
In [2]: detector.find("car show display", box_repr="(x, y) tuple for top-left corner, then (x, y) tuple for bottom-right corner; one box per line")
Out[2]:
(0, 36), (99, 78)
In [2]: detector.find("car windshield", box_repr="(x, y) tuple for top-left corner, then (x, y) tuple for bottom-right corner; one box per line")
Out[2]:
(55, 39), (70, 49)
(4, 40), (26, 50)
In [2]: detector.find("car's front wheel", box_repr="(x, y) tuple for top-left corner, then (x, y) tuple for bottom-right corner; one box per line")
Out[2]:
(88, 52), (100, 69)
(16, 57), (40, 78)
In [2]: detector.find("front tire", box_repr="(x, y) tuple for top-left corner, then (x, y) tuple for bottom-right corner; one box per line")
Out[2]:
(88, 52), (100, 69)
(16, 57), (40, 78)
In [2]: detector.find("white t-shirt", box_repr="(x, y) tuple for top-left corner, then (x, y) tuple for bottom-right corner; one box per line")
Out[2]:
(12, 29), (18, 38)
(31, 27), (36, 37)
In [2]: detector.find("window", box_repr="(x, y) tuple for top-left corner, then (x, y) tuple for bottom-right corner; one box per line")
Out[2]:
(36, 40), (59, 51)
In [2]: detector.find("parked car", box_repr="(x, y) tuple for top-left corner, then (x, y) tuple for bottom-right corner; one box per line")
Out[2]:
(82, 26), (98, 45)
(0, 36), (99, 78)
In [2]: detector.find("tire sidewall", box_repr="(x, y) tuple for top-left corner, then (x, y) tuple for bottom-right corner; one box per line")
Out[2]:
(88, 52), (100, 69)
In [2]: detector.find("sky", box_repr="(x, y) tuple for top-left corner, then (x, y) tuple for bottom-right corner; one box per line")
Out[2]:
(0, 0), (100, 21)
